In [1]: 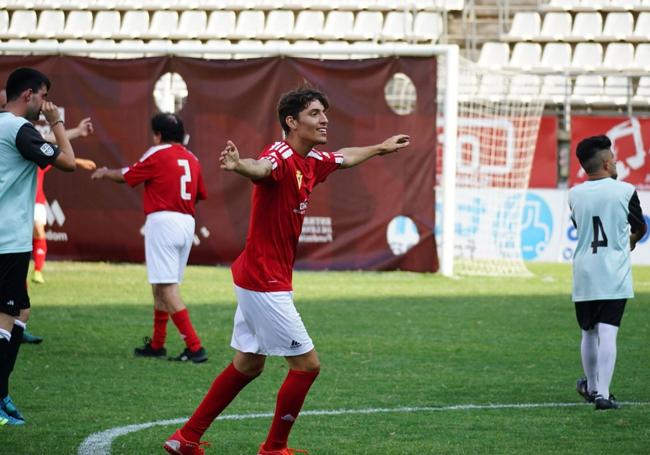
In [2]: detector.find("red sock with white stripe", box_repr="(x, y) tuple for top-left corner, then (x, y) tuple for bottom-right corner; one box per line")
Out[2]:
(33, 238), (47, 272)
(151, 309), (169, 350)
(181, 363), (257, 442)
(170, 308), (201, 352)
(263, 369), (320, 451)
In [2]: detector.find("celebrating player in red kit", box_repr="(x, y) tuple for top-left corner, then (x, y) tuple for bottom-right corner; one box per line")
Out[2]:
(163, 86), (410, 454)
(92, 113), (208, 363)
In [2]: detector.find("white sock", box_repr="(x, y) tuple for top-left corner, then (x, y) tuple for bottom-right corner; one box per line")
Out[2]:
(14, 319), (26, 329)
(581, 328), (598, 393)
(597, 323), (619, 398)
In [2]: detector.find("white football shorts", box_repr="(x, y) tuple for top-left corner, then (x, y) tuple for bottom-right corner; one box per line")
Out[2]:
(230, 284), (314, 357)
(34, 203), (46, 226)
(144, 211), (195, 284)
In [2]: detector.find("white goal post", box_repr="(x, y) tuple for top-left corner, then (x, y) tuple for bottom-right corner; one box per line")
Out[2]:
(0, 42), (542, 277)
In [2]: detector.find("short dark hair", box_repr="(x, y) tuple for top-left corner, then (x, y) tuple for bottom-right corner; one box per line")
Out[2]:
(5, 67), (50, 102)
(576, 135), (612, 174)
(277, 86), (329, 134)
(151, 113), (185, 143)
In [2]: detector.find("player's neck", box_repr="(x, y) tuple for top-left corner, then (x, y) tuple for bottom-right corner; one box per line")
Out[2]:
(3, 102), (26, 118)
(587, 172), (612, 181)
(285, 137), (315, 157)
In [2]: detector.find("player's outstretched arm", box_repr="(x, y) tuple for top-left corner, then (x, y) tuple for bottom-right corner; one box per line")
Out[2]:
(338, 134), (410, 169)
(43, 101), (76, 171)
(91, 167), (126, 183)
(43, 117), (94, 143)
(220, 140), (272, 180)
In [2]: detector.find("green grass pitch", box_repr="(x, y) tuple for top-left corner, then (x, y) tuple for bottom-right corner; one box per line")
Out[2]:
(3, 261), (650, 454)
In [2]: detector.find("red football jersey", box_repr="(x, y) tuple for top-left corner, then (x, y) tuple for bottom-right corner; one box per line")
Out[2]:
(122, 143), (207, 216)
(231, 141), (343, 292)
(35, 165), (52, 204)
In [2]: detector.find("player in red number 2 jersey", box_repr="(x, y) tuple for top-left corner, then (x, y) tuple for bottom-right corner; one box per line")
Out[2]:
(92, 113), (208, 364)
(163, 87), (410, 455)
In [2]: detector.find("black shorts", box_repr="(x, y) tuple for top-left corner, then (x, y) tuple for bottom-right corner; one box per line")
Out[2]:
(574, 299), (627, 331)
(0, 252), (31, 317)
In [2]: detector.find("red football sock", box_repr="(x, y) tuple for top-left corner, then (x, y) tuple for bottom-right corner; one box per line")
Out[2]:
(33, 237), (47, 272)
(170, 308), (201, 352)
(181, 363), (257, 442)
(263, 369), (320, 450)
(151, 309), (169, 350)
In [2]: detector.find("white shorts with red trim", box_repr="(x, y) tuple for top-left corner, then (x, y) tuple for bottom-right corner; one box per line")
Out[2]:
(34, 203), (46, 226)
(230, 284), (314, 357)
(144, 211), (195, 284)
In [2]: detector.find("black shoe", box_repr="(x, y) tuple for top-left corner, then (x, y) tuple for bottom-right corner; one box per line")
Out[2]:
(595, 394), (620, 410)
(134, 337), (166, 358)
(576, 377), (597, 403)
(169, 347), (208, 363)
(21, 330), (44, 344)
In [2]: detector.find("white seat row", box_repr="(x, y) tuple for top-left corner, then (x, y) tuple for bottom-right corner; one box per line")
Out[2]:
(0, 0), (464, 12)
(460, 72), (650, 106)
(505, 11), (650, 42)
(478, 41), (650, 72)
(543, 0), (650, 12)
(0, 9), (444, 43)
(0, 37), (404, 60)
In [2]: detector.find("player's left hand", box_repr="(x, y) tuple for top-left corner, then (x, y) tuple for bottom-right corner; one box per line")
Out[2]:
(76, 117), (94, 137)
(91, 167), (108, 180)
(76, 158), (97, 171)
(379, 134), (411, 155)
(220, 140), (240, 171)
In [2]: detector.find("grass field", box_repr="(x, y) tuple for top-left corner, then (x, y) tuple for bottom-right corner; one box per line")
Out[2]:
(2, 261), (650, 454)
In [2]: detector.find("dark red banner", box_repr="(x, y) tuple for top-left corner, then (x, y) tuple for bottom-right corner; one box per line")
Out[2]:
(0, 56), (437, 272)
(571, 116), (650, 189)
(530, 115), (557, 188)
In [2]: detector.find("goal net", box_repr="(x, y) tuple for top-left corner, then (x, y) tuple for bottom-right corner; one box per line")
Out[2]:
(436, 56), (545, 276)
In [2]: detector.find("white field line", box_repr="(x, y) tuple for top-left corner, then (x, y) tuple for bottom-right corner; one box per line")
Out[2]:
(77, 401), (650, 455)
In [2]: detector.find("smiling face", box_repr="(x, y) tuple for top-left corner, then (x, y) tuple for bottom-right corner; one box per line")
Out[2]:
(286, 99), (328, 146)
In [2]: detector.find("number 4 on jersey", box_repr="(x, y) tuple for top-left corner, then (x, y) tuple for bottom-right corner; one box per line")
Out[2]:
(591, 216), (608, 253)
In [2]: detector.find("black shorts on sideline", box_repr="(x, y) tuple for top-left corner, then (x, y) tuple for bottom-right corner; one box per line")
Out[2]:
(0, 252), (31, 317)
(574, 299), (627, 331)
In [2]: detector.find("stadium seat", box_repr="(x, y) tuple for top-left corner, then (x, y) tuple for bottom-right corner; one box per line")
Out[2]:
(1, 38), (31, 55)
(257, 10), (294, 40)
(570, 42), (603, 71)
(504, 11), (540, 41)
(538, 12), (572, 41)
(60, 10), (94, 40)
(381, 11), (413, 42)
(170, 11), (207, 40)
(114, 11), (150, 40)
(203, 39), (233, 59)
(632, 76), (650, 105)
(175, 39), (204, 58)
(60, 38), (89, 57)
(229, 10), (265, 40)
(141, 11), (178, 40)
(577, 0), (610, 10)
(86, 11), (121, 40)
(540, 74), (571, 104)
(571, 74), (604, 104)
(88, 39), (118, 59)
(233, 39), (265, 59)
(538, 42), (572, 71)
(602, 76), (631, 106)
(476, 73), (508, 101)
(412, 12), (443, 42)
(145, 39), (173, 57)
(508, 42), (541, 70)
(0, 10), (37, 39)
(0, 11), (8, 36)
(543, 0), (576, 11)
(509, 74), (541, 101)
(289, 39), (321, 58)
(345, 11), (383, 41)
(602, 42), (634, 71)
(632, 43), (650, 71)
(115, 39), (146, 58)
(477, 42), (509, 69)
(287, 10), (324, 40)
(320, 40), (351, 59)
(600, 12), (633, 41)
(349, 40), (380, 59)
(631, 12), (650, 42)
(198, 11), (237, 40)
(316, 11), (354, 41)
(616, 0), (641, 8)
(569, 12), (602, 41)
(29, 9), (65, 39)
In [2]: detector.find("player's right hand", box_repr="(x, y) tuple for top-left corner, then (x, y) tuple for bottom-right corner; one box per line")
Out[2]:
(91, 167), (108, 180)
(220, 140), (240, 171)
(41, 101), (61, 125)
